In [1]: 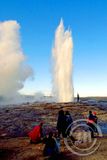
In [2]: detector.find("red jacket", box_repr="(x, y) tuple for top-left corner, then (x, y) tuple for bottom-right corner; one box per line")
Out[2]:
(87, 119), (94, 124)
(28, 125), (42, 142)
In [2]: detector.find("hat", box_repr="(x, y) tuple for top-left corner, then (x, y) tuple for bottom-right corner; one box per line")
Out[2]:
(93, 111), (97, 115)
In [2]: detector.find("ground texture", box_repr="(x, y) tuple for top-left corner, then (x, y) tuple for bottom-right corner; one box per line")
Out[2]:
(0, 102), (107, 160)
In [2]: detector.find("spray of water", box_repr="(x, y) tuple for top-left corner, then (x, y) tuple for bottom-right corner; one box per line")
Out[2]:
(52, 19), (74, 102)
(0, 20), (33, 101)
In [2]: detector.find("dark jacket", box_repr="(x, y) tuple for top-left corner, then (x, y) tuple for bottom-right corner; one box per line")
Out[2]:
(57, 110), (66, 130)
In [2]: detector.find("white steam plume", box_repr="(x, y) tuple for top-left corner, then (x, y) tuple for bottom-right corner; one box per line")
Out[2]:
(0, 20), (33, 100)
(52, 19), (74, 102)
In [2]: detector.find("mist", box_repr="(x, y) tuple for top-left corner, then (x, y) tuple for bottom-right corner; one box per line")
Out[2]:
(0, 20), (33, 102)
(52, 19), (74, 102)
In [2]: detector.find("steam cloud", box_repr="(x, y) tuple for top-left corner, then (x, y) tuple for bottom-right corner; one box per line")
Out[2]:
(52, 19), (74, 102)
(0, 20), (33, 100)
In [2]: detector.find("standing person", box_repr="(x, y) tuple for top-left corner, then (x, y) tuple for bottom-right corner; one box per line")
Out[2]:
(28, 122), (43, 144)
(77, 93), (80, 102)
(65, 111), (73, 135)
(93, 111), (98, 133)
(87, 111), (95, 138)
(57, 109), (66, 138)
(93, 111), (98, 124)
(65, 111), (76, 143)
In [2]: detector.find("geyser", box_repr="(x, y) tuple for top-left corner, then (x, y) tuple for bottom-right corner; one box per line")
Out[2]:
(52, 19), (74, 102)
(0, 20), (33, 100)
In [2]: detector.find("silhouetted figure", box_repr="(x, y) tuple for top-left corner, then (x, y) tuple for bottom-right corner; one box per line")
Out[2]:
(77, 93), (80, 102)
(93, 111), (98, 133)
(87, 111), (95, 138)
(43, 132), (59, 157)
(57, 109), (66, 138)
(65, 111), (76, 143)
(65, 111), (73, 135)
(93, 111), (98, 124)
(28, 122), (43, 143)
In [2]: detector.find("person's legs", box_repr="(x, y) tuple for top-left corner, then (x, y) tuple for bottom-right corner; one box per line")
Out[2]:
(62, 129), (67, 138)
(89, 124), (94, 138)
(91, 130), (94, 138)
(66, 127), (71, 136)
(58, 129), (61, 138)
(93, 123), (98, 134)
(88, 123), (94, 138)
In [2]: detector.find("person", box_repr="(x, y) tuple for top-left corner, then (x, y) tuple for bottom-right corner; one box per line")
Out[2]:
(93, 111), (98, 133)
(77, 93), (80, 102)
(65, 111), (76, 143)
(28, 122), (43, 143)
(43, 132), (59, 157)
(93, 111), (98, 124)
(87, 111), (95, 138)
(57, 109), (66, 138)
(65, 111), (73, 135)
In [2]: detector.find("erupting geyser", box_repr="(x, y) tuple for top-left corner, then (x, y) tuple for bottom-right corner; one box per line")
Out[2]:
(52, 19), (74, 102)
(0, 20), (33, 101)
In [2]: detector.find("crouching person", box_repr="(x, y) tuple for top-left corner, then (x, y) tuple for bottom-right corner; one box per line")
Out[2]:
(43, 132), (60, 157)
(28, 122), (43, 144)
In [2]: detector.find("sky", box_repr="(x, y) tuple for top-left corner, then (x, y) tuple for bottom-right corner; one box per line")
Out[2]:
(0, 0), (107, 97)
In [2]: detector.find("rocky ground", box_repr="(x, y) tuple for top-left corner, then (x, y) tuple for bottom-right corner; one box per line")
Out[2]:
(0, 102), (107, 160)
